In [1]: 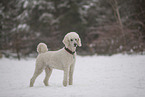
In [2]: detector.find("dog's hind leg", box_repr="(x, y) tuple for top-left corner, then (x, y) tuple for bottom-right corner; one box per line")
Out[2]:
(30, 66), (43, 87)
(43, 67), (52, 86)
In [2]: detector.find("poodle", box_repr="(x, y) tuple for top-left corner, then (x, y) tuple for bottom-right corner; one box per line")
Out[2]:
(30, 32), (82, 87)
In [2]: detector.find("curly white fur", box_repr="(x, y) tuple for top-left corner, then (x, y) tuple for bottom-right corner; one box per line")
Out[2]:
(30, 32), (82, 87)
(37, 43), (48, 54)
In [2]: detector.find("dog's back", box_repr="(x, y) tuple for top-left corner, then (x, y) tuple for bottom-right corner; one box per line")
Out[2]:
(36, 48), (70, 70)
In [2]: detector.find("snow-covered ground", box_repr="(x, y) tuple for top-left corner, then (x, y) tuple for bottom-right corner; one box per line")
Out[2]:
(0, 54), (145, 97)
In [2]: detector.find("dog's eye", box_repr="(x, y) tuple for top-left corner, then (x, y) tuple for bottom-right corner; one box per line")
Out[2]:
(70, 39), (73, 41)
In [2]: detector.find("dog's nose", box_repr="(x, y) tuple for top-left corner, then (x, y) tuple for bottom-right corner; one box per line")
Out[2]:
(74, 43), (77, 47)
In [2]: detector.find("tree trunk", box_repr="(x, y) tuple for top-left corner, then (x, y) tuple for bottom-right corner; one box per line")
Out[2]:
(109, 0), (126, 46)
(16, 48), (20, 60)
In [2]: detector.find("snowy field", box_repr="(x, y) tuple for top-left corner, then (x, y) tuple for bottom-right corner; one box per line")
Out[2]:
(0, 54), (145, 97)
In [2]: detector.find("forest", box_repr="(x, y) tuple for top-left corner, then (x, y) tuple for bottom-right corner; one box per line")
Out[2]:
(0, 0), (145, 59)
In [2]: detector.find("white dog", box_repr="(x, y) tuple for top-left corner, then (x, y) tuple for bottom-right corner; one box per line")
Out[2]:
(30, 32), (82, 87)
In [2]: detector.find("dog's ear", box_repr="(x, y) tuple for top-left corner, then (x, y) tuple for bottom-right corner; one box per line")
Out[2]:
(63, 34), (69, 47)
(77, 38), (82, 47)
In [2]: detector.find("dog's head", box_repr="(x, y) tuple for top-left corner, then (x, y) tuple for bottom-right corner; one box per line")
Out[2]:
(63, 32), (82, 48)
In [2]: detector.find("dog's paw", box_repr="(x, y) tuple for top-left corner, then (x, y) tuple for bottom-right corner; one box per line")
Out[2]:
(63, 81), (67, 87)
(43, 80), (49, 86)
(69, 80), (73, 85)
(29, 84), (33, 87)
(69, 83), (73, 85)
(30, 81), (34, 87)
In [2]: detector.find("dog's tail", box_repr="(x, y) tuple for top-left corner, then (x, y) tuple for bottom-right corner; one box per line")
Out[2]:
(37, 43), (48, 54)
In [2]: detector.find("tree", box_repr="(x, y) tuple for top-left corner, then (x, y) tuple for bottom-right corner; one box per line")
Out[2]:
(108, 0), (126, 45)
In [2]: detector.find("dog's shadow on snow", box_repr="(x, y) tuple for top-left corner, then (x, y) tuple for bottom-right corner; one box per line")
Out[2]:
(27, 83), (77, 89)
(27, 84), (63, 89)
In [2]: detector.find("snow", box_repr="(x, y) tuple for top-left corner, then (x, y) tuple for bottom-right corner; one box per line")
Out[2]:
(17, 24), (29, 31)
(39, 13), (53, 21)
(0, 54), (145, 97)
(18, 24), (27, 29)
(23, 1), (28, 8)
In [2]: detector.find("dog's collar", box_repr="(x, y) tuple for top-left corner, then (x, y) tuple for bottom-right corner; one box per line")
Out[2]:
(64, 47), (75, 55)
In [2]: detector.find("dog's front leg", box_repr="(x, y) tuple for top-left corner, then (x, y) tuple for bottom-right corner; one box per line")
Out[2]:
(69, 63), (75, 85)
(63, 67), (70, 87)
